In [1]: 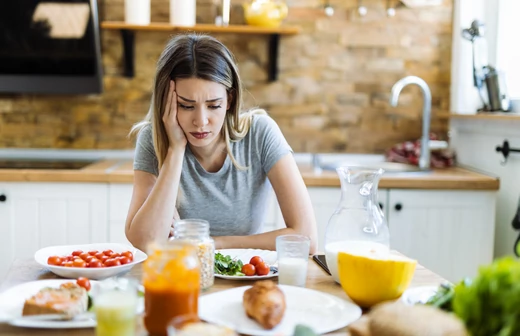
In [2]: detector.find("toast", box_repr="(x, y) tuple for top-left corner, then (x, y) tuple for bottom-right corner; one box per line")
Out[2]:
(22, 282), (88, 317)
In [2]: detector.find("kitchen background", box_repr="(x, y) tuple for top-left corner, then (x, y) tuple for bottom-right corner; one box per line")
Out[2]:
(0, 0), (452, 152)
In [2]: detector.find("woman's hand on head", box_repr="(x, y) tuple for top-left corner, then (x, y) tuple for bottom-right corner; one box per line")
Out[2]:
(163, 80), (187, 150)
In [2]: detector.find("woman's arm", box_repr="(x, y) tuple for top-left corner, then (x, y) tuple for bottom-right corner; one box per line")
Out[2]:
(125, 147), (184, 251)
(214, 153), (318, 254)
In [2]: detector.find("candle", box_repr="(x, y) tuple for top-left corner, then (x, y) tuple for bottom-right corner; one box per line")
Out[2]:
(124, 0), (150, 25)
(170, 0), (196, 27)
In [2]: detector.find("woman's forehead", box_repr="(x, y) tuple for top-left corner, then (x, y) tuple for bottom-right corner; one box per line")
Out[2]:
(175, 78), (227, 101)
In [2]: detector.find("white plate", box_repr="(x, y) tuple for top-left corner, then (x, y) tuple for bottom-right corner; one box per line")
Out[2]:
(199, 285), (361, 336)
(215, 249), (278, 280)
(0, 279), (145, 329)
(401, 286), (439, 305)
(0, 279), (97, 329)
(35, 243), (147, 280)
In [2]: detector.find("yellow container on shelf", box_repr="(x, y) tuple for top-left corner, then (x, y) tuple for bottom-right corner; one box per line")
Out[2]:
(243, 0), (288, 28)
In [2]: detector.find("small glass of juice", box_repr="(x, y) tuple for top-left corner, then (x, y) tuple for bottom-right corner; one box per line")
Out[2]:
(94, 278), (138, 336)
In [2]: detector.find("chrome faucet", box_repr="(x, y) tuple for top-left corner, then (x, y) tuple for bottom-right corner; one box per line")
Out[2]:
(390, 76), (432, 169)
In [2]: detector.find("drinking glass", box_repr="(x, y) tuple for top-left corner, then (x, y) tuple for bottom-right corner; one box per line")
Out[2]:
(276, 235), (311, 287)
(93, 277), (138, 336)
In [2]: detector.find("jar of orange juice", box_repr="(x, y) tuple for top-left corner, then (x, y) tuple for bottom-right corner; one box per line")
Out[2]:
(142, 240), (200, 336)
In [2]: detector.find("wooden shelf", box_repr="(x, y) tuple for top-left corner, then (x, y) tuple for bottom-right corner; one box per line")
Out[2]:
(100, 21), (301, 81)
(450, 112), (520, 121)
(100, 21), (301, 35)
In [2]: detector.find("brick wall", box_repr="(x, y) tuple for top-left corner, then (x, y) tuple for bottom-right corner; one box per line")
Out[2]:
(0, 0), (452, 152)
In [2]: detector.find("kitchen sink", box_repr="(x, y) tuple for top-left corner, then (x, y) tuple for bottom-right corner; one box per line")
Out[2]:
(0, 159), (97, 170)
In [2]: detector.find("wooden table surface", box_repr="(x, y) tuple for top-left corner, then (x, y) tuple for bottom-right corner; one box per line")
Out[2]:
(0, 257), (446, 336)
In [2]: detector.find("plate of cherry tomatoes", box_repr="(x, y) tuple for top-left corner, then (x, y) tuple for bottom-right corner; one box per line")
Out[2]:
(34, 243), (147, 280)
(214, 249), (278, 280)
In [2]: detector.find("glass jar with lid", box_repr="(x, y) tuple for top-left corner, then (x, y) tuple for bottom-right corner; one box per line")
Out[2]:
(172, 219), (215, 290)
(143, 240), (200, 336)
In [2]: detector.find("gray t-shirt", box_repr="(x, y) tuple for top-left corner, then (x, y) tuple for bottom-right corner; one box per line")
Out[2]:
(133, 114), (292, 236)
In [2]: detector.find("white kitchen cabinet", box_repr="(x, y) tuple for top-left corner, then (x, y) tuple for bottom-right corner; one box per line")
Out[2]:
(387, 189), (496, 283)
(0, 182), (109, 280)
(108, 184), (134, 246)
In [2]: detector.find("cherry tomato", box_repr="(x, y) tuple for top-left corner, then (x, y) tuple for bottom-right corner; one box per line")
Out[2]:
(95, 252), (105, 260)
(71, 250), (82, 257)
(76, 277), (91, 291)
(88, 250), (98, 256)
(100, 255), (109, 264)
(241, 264), (256, 276)
(66, 255), (74, 262)
(255, 262), (270, 276)
(121, 251), (133, 261)
(109, 252), (120, 259)
(73, 258), (86, 268)
(64, 261), (74, 267)
(88, 259), (102, 268)
(103, 249), (113, 256)
(249, 256), (263, 267)
(79, 252), (89, 260)
(47, 256), (62, 266)
(118, 256), (131, 265)
(85, 255), (95, 264)
(104, 258), (121, 267)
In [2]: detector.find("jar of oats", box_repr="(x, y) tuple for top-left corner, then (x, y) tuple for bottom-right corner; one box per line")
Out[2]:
(172, 219), (215, 290)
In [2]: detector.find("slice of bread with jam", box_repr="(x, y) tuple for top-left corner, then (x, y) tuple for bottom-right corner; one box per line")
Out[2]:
(22, 282), (88, 317)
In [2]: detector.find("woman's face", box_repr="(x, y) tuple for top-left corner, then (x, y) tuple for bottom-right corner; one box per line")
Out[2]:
(174, 78), (230, 149)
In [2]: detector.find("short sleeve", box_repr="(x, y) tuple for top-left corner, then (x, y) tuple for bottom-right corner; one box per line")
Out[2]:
(253, 114), (293, 174)
(133, 124), (159, 176)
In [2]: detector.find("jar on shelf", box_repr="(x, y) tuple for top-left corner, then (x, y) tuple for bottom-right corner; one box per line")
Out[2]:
(324, 166), (390, 284)
(173, 219), (215, 290)
(142, 240), (200, 336)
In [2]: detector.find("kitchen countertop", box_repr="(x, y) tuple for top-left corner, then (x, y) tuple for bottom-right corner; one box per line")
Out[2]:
(0, 255), (445, 335)
(0, 159), (500, 190)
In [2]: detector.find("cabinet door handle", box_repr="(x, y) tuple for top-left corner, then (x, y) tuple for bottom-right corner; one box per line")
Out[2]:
(0, 194), (6, 202)
(378, 202), (384, 210)
(394, 203), (403, 211)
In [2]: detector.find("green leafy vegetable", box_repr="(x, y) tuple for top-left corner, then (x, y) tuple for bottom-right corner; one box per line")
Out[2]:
(425, 282), (455, 312)
(293, 324), (318, 336)
(452, 256), (520, 336)
(214, 252), (244, 276)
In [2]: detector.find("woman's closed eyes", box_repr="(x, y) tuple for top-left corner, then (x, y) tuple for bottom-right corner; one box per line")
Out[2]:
(178, 103), (222, 110)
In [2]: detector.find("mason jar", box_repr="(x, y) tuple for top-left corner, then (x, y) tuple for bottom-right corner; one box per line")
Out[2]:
(173, 219), (215, 290)
(143, 240), (200, 336)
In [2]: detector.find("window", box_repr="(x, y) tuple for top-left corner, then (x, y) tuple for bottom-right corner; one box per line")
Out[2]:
(496, 0), (520, 100)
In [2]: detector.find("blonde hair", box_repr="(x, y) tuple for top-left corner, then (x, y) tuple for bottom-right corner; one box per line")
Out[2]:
(130, 33), (265, 170)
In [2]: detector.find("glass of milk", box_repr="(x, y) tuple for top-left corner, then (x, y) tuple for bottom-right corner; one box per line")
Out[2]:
(276, 235), (311, 287)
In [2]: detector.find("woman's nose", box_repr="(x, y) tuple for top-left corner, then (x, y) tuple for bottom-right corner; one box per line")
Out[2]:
(193, 108), (209, 127)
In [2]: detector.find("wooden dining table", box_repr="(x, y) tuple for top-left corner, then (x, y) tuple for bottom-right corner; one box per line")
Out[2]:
(0, 256), (446, 336)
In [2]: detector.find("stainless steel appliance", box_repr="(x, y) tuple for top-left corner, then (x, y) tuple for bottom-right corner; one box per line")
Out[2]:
(462, 20), (511, 112)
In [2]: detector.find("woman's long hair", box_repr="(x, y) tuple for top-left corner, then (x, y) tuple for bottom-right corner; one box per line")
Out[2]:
(130, 33), (265, 170)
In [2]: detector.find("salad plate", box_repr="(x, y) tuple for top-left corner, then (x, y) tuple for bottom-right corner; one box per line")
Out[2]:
(214, 249), (278, 280)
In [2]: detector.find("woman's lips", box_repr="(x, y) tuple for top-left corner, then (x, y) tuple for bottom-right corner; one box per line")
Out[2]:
(190, 132), (210, 139)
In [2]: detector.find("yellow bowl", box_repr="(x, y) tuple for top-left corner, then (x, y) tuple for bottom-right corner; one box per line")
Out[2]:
(338, 251), (417, 308)
(243, 1), (288, 28)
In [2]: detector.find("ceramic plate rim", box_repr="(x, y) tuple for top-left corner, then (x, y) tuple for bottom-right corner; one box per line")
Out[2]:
(0, 279), (98, 329)
(199, 284), (362, 336)
(215, 248), (278, 280)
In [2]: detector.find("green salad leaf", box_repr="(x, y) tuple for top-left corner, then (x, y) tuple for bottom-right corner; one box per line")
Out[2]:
(425, 282), (455, 312)
(214, 252), (244, 276)
(452, 256), (520, 336)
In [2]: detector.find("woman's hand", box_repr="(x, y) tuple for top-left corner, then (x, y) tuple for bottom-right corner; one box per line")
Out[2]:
(163, 80), (187, 149)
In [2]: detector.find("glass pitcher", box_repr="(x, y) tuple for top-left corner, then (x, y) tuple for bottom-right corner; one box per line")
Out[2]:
(324, 166), (390, 283)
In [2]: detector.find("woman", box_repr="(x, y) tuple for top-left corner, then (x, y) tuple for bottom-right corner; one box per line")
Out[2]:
(125, 33), (317, 254)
